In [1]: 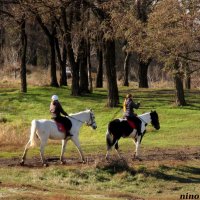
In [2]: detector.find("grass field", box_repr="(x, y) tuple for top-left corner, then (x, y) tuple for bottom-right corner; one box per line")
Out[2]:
(0, 84), (200, 200)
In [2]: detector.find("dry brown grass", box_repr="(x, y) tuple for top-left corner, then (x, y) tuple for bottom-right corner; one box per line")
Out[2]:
(0, 123), (29, 147)
(27, 67), (50, 86)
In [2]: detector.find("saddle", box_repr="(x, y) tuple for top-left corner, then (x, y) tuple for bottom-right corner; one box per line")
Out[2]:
(127, 120), (137, 129)
(55, 122), (66, 133)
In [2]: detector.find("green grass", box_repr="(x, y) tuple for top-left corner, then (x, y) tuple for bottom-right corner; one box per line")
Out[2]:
(0, 85), (200, 199)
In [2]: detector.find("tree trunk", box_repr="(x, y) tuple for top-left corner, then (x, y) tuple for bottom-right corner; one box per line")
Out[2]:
(184, 61), (191, 89)
(61, 7), (80, 95)
(67, 36), (80, 95)
(55, 37), (67, 86)
(71, 61), (80, 96)
(123, 52), (131, 86)
(0, 27), (5, 65)
(79, 38), (89, 93)
(60, 45), (67, 86)
(49, 37), (59, 87)
(36, 16), (59, 87)
(174, 60), (186, 106)
(138, 59), (151, 88)
(28, 20), (38, 66)
(185, 76), (191, 90)
(20, 17), (27, 93)
(88, 40), (93, 92)
(174, 74), (186, 106)
(96, 46), (103, 88)
(104, 40), (119, 107)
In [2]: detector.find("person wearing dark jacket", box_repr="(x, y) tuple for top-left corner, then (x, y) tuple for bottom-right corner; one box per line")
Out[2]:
(123, 94), (142, 135)
(50, 95), (72, 138)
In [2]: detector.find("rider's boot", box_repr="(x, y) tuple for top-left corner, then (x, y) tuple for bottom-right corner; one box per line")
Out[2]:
(65, 131), (73, 139)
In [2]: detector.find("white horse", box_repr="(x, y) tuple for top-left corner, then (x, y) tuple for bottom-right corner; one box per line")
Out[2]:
(105, 111), (160, 160)
(20, 109), (97, 166)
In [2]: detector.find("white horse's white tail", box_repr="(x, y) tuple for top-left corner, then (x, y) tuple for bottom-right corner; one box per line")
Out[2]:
(29, 120), (38, 147)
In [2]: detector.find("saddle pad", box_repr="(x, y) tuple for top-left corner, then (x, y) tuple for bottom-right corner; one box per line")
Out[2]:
(127, 120), (137, 129)
(56, 122), (66, 133)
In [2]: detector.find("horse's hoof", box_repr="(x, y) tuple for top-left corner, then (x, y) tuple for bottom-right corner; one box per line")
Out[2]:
(43, 163), (49, 167)
(133, 157), (142, 161)
(60, 160), (66, 165)
(20, 160), (24, 166)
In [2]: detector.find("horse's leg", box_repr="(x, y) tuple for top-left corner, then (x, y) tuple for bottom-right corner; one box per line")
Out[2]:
(105, 145), (113, 160)
(71, 137), (85, 163)
(134, 136), (141, 160)
(105, 131), (113, 160)
(60, 139), (67, 164)
(114, 141), (122, 159)
(40, 139), (48, 166)
(105, 150), (110, 160)
(20, 140), (31, 165)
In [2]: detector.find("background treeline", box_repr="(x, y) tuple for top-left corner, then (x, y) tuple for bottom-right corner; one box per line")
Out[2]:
(0, 0), (200, 107)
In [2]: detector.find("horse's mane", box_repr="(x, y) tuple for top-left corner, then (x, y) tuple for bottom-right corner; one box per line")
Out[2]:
(69, 109), (90, 117)
(138, 112), (151, 117)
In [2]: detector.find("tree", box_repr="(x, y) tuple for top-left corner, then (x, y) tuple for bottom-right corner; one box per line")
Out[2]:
(123, 51), (131, 86)
(110, 0), (159, 88)
(96, 38), (103, 88)
(1, 1), (28, 92)
(30, 4), (59, 87)
(148, 0), (200, 105)
(88, 0), (119, 106)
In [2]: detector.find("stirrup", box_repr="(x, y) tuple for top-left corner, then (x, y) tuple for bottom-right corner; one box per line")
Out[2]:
(65, 133), (73, 139)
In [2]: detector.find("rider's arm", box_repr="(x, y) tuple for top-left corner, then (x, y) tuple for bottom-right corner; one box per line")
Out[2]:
(57, 102), (69, 116)
(131, 101), (140, 109)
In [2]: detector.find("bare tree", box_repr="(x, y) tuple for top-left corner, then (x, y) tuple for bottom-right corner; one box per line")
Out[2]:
(1, 2), (28, 92)
(148, 0), (200, 105)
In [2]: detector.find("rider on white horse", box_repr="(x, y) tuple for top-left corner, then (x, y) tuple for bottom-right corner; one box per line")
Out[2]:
(50, 95), (73, 138)
(123, 93), (142, 135)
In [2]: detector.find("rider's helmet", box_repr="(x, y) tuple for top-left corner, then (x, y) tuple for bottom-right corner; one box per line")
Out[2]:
(51, 95), (59, 101)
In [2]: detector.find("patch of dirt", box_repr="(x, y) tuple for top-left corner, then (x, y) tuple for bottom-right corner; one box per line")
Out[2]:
(0, 147), (199, 168)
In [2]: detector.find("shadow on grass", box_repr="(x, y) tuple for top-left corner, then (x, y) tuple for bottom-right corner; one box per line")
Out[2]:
(96, 159), (136, 175)
(96, 161), (200, 184)
(141, 165), (200, 183)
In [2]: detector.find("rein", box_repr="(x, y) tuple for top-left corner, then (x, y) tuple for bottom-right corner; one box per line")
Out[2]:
(68, 112), (94, 126)
(68, 116), (85, 123)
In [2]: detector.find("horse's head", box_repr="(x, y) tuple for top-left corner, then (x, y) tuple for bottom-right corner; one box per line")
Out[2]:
(86, 109), (97, 130)
(150, 110), (160, 130)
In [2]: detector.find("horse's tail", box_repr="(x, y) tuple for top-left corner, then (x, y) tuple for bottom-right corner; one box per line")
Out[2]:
(29, 120), (38, 147)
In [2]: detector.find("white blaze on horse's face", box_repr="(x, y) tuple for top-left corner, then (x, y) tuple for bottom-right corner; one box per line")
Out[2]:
(87, 111), (97, 130)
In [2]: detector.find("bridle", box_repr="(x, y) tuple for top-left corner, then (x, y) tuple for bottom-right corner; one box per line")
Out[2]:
(69, 111), (96, 127)
(86, 112), (96, 127)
